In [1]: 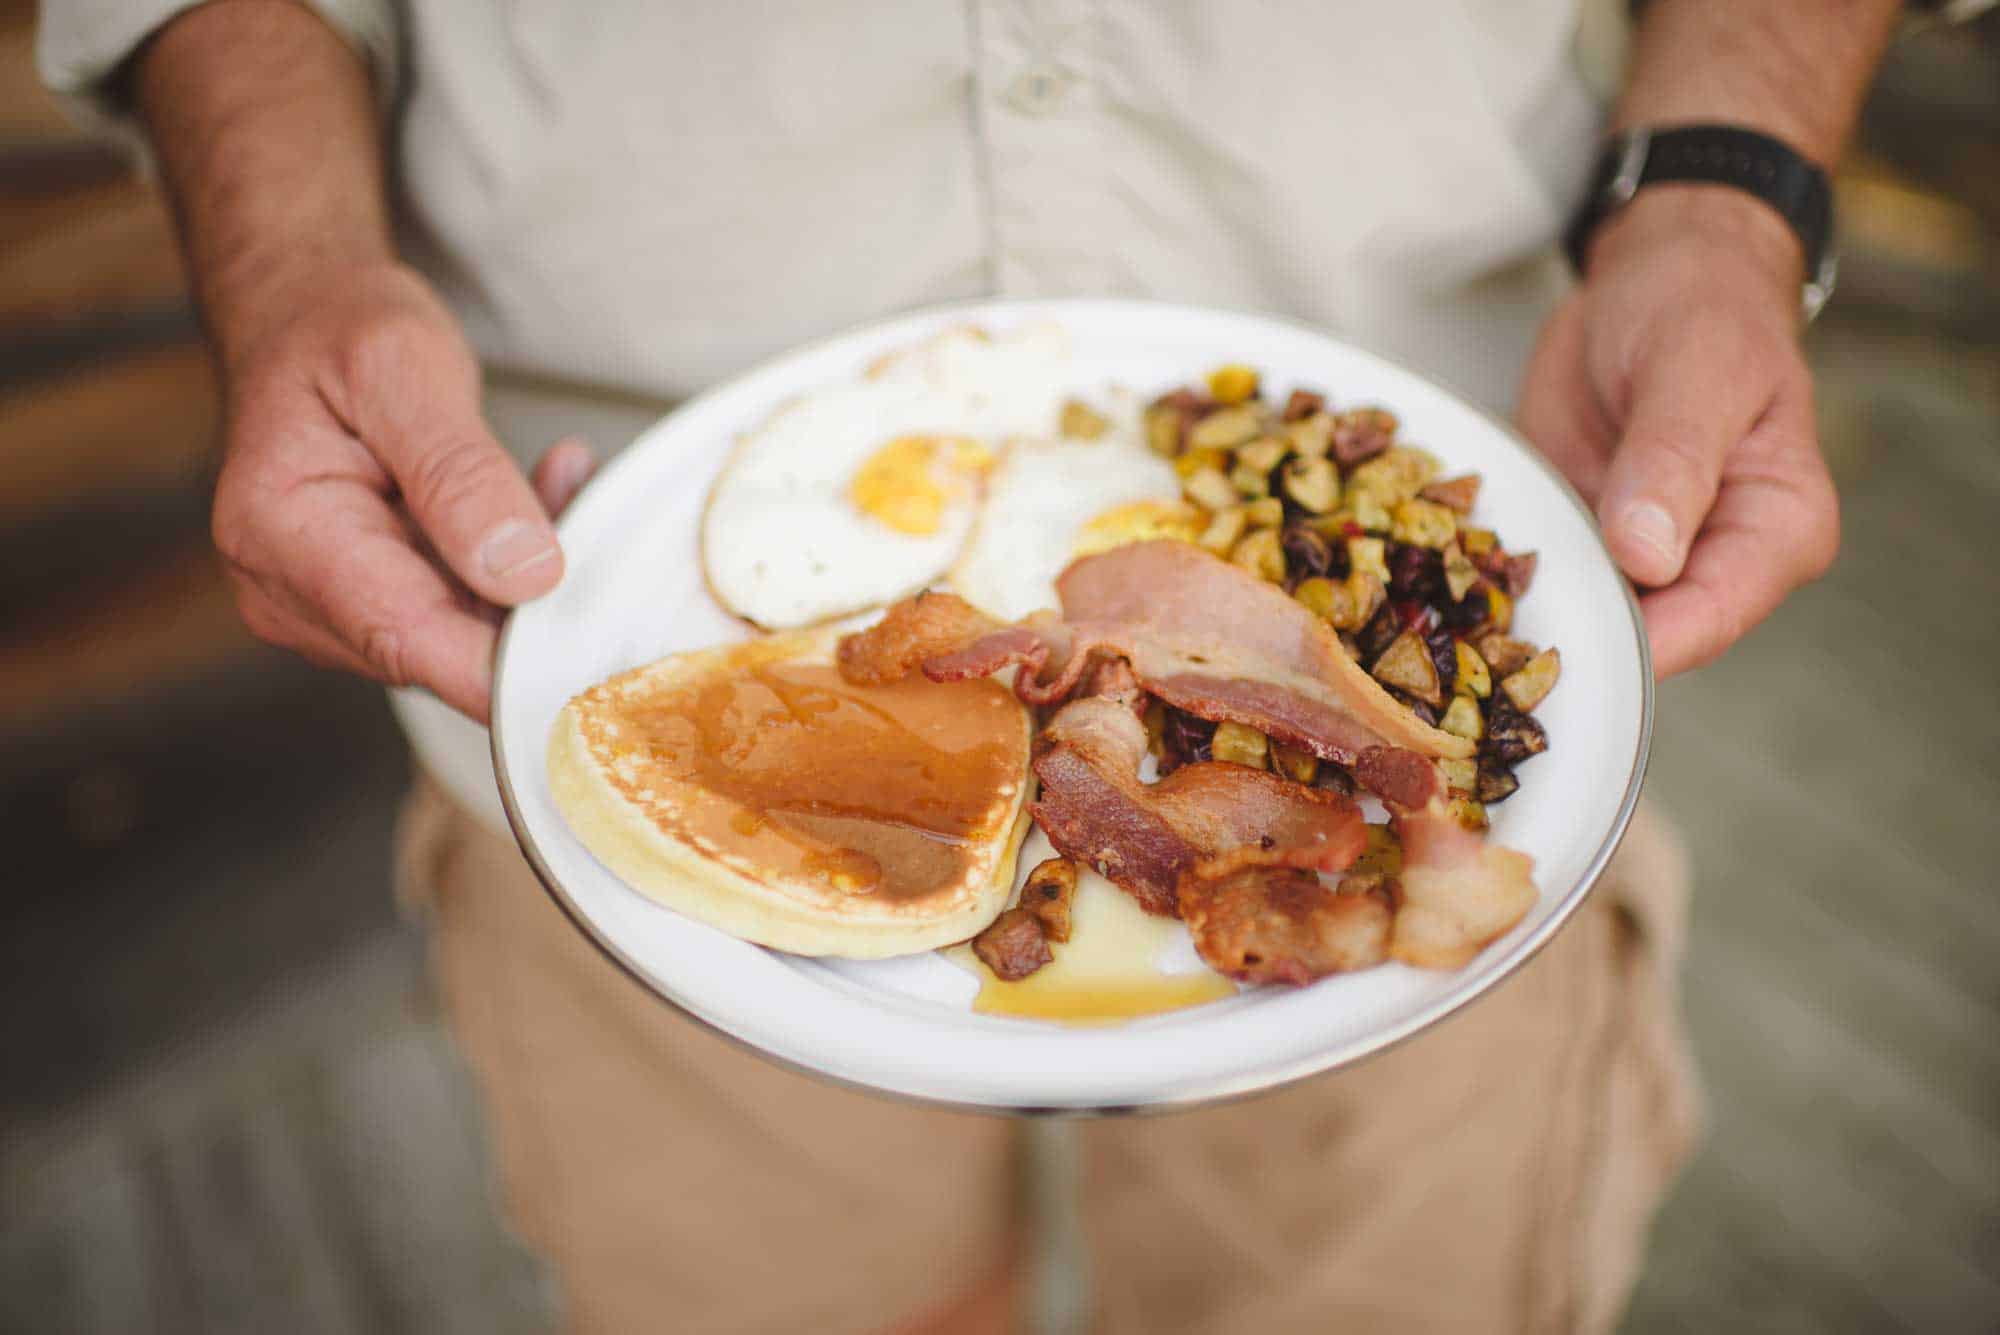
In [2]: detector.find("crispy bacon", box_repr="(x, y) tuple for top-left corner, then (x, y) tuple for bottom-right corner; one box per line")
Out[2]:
(1385, 804), (1538, 969)
(1178, 858), (1392, 984)
(835, 591), (1000, 685)
(833, 543), (1537, 972)
(1030, 694), (1366, 915)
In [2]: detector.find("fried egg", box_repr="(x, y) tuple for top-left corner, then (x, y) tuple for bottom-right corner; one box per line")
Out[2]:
(703, 325), (1069, 629)
(950, 400), (1194, 621)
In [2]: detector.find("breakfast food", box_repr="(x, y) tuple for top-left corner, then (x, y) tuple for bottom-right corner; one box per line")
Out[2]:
(839, 538), (1540, 974)
(565, 337), (1564, 1006)
(1140, 368), (1561, 827)
(949, 393), (1194, 621)
(701, 324), (1068, 629)
(549, 628), (1034, 957)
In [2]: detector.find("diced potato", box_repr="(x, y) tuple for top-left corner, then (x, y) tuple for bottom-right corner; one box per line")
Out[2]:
(1484, 585), (1515, 634)
(1460, 526), (1497, 557)
(1021, 857), (1079, 942)
(1443, 543), (1480, 602)
(1349, 493), (1392, 533)
(1060, 399), (1111, 439)
(1347, 536), (1389, 581)
(1188, 405), (1262, 451)
(1473, 633), (1534, 678)
(1211, 721), (1269, 769)
(1244, 496), (1285, 528)
(1183, 465), (1238, 512)
(1475, 764), (1520, 804)
(1281, 456), (1339, 514)
(1230, 526), (1286, 582)
(1271, 741), (1320, 785)
(1437, 757), (1478, 795)
(1350, 823), (1403, 877)
(1282, 388), (1325, 422)
(1371, 628), (1442, 707)
(1347, 446), (1440, 505)
(1439, 695), (1485, 740)
(1330, 407), (1399, 466)
(1143, 404), (1182, 457)
(1229, 462), (1272, 498)
(1420, 474), (1481, 514)
(1197, 505), (1248, 554)
(1293, 576), (1340, 622)
(1173, 446), (1229, 479)
(1447, 797), (1490, 833)
(1482, 705), (1548, 765)
(1453, 640), (1491, 698)
(1342, 571), (1387, 631)
(1207, 364), (1260, 406)
(1500, 648), (1562, 712)
(1391, 497), (1459, 549)
(1284, 411), (1334, 458)
(1237, 436), (1288, 474)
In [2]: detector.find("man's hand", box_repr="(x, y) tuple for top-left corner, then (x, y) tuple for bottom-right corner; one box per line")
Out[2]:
(1519, 189), (1840, 678)
(133, 2), (593, 721)
(212, 261), (593, 720)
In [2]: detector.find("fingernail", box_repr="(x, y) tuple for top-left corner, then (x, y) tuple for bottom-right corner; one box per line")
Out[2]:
(1620, 501), (1679, 565)
(480, 518), (558, 580)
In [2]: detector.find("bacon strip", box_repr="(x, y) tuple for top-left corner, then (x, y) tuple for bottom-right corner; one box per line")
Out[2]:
(1178, 859), (1392, 985)
(919, 543), (1473, 762)
(1054, 541), (1473, 760)
(1385, 804), (1538, 969)
(1030, 694), (1367, 915)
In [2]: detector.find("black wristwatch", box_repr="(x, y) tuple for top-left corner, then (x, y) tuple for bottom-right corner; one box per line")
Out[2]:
(1564, 124), (1838, 321)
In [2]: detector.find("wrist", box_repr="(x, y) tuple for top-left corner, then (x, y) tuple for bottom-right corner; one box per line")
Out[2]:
(206, 244), (404, 372)
(1584, 185), (1804, 314)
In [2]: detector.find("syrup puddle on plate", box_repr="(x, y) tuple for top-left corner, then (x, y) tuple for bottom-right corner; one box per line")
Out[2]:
(948, 866), (1235, 1025)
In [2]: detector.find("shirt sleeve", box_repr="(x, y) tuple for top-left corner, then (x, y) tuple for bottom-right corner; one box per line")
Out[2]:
(36, 0), (400, 156)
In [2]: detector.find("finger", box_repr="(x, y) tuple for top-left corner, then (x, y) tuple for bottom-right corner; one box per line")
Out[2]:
(1597, 321), (1776, 589)
(336, 330), (564, 607)
(268, 480), (504, 720)
(531, 436), (597, 518)
(1639, 383), (1836, 676)
(1516, 298), (1615, 504)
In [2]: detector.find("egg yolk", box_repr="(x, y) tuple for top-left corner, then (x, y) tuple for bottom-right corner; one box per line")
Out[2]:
(1072, 499), (1204, 557)
(851, 436), (993, 535)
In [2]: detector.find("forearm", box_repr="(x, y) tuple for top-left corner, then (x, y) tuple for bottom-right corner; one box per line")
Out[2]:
(133, 0), (393, 370)
(1592, 0), (1900, 295)
(1617, 0), (1901, 162)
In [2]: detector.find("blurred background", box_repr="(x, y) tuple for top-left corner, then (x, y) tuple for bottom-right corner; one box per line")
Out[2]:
(2, 4), (1996, 1331)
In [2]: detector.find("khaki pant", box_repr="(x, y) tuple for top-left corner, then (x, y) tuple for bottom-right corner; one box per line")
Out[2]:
(399, 776), (1700, 1335)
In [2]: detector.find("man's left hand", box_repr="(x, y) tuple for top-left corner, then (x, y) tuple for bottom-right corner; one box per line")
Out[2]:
(1519, 188), (1841, 677)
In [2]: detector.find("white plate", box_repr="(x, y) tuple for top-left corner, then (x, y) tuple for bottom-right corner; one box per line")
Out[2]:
(491, 299), (1651, 1113)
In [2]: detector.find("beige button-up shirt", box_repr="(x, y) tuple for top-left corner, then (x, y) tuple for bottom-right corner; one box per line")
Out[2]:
(44, 0), (1627, 828)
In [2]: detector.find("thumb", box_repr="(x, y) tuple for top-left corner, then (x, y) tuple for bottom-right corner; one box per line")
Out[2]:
(361, 367), (564, 607)
(1596, 324), (1769, 588)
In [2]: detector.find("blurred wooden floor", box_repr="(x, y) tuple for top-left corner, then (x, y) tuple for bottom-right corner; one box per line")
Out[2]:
(2, 6), (1997, 1333)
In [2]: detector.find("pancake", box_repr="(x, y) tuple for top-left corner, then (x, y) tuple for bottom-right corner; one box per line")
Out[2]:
(549, 629), (1035, 957)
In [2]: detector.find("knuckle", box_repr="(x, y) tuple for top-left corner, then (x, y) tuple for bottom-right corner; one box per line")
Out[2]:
(357, 623), (413, 687)
(332, 308), (443, 388)
(404, 437), (511, 527)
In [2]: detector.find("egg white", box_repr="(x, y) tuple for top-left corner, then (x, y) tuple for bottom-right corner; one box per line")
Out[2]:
(703, 325), (1070, 629)
(949, 404), (1185, 622)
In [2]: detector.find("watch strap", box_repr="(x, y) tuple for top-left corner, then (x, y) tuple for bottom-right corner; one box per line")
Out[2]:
(1565, 124), (1837, 317)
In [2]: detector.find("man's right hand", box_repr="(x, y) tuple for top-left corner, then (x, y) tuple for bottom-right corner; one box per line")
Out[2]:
(211, 260), (592, 721)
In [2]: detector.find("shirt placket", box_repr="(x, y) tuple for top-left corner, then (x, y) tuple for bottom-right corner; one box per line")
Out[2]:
(970, 0), (1116, 298)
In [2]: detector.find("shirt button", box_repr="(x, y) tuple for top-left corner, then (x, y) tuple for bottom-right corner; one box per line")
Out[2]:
(1004, 65), (1071, 116)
